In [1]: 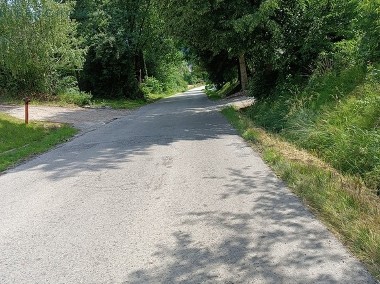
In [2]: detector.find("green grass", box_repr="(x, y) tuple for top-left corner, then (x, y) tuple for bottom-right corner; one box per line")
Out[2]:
(146, 92), (180, 102)
(89, 92), (178, 109)
(0, 89), (183, 109)
(0, 90), (92, 107)
(223, 107), (380, 280)
(89, 98), (148, 109)
(0, 113), (77, 172)
(205, 81), (240, 100)
(245, 65), (380, 192)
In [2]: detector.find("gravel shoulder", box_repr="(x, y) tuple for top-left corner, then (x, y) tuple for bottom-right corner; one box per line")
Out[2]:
(0, 105), (134, 132)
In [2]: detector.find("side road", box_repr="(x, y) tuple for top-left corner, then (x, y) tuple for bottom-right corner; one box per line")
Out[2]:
(0, 88), (376, 283)
(0, 105), (134, 132)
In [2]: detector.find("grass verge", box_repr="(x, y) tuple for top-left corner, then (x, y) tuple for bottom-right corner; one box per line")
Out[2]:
(222, 106), (380, 281)
(0, 113), (77, 172)
(89, 92), (179, 109)
(91, 86), (196, 108)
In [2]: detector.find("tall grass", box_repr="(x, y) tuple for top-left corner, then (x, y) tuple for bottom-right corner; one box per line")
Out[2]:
(246, 65), (380, 192)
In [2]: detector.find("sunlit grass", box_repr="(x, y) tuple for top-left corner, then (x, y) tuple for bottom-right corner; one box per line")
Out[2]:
(0, 89), (183, 109)
(0, 113), (77, 172)
(246, 65), (380, 192)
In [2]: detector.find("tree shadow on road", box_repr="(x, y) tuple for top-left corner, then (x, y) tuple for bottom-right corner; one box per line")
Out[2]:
(8, 89), (236, 181)
(124, 169), (375, 283)
(4, 89), (376, 283)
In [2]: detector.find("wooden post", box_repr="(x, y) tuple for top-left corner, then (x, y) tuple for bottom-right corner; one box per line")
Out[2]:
(24, 97), (30, 124)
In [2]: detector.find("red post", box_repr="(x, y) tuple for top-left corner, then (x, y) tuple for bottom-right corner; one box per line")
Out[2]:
(24, 97), (30, 124)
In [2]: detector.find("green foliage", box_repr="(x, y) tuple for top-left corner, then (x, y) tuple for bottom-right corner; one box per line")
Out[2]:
(141, 77), (163, 95)
(198, 50), (238, 88)
(357, 0), (380, 62)
(245, 0), (359, 97)
(163, 0), (379, 99)
(74, 0), (143, 99)
(89, 98), (147, 110)
(162, 0), (265, 89)
(74, 0), (190, 100)
(246, 65), (380, 190)
(205, 81), (240, 100)
(0, 0), (85, 95)
(57, 89), (92, 107)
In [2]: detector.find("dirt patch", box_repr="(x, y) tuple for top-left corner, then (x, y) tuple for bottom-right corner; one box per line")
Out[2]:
(0, 105), (134, 132)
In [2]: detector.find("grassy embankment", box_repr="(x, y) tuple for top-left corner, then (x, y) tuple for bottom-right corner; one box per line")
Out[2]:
(0, 113), (77, 172)
(222, 65), (380, 280)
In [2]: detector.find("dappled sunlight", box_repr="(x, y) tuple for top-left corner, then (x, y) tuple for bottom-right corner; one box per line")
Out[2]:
(7, 89), (235, 181)
(1, 89), (375, 283)
(126, 169), (373, 283)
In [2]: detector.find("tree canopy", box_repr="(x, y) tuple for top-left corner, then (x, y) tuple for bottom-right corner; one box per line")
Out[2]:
(163, 0), (379, 96)
(0, 0), (378, 99)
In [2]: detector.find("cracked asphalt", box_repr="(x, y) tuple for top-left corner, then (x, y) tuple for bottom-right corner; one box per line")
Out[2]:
(0, 87), (376, 283)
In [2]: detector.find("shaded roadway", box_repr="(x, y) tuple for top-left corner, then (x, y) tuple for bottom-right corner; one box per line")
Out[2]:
(0, 87), (376, 283)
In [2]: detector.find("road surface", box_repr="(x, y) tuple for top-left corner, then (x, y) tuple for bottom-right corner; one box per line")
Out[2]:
(0, 87), (376, 283)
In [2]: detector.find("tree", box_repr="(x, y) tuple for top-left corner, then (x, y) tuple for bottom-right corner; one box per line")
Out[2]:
(161, 0), (267, 90)
(0, 0), (84, 95)
(163, 0), (363, 95)
(73, 0), (188, 99)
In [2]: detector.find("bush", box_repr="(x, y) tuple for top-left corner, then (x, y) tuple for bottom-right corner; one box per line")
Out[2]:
(141, 77), (163, 95)
(357, 0), (380, 62)
(0, 0), (84, 95)
(58, 89), (92, 107)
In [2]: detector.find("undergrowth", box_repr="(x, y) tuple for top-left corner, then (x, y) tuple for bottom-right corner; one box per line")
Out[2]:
(0, 86), (187, 109)
(246, 65), (380, 192)
(205, 81), (240, 100)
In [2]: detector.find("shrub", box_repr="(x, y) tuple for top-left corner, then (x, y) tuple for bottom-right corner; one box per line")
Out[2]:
(58, 89), (92, 107)
(357, 0), (380, 62)
(141, 77), (163, 95)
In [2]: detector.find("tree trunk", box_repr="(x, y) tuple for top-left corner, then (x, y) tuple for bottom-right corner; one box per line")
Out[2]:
(239, 53), (248, 91)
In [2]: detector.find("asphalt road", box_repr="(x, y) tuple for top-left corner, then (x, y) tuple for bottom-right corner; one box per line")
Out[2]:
(0, 87), (376, 283)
